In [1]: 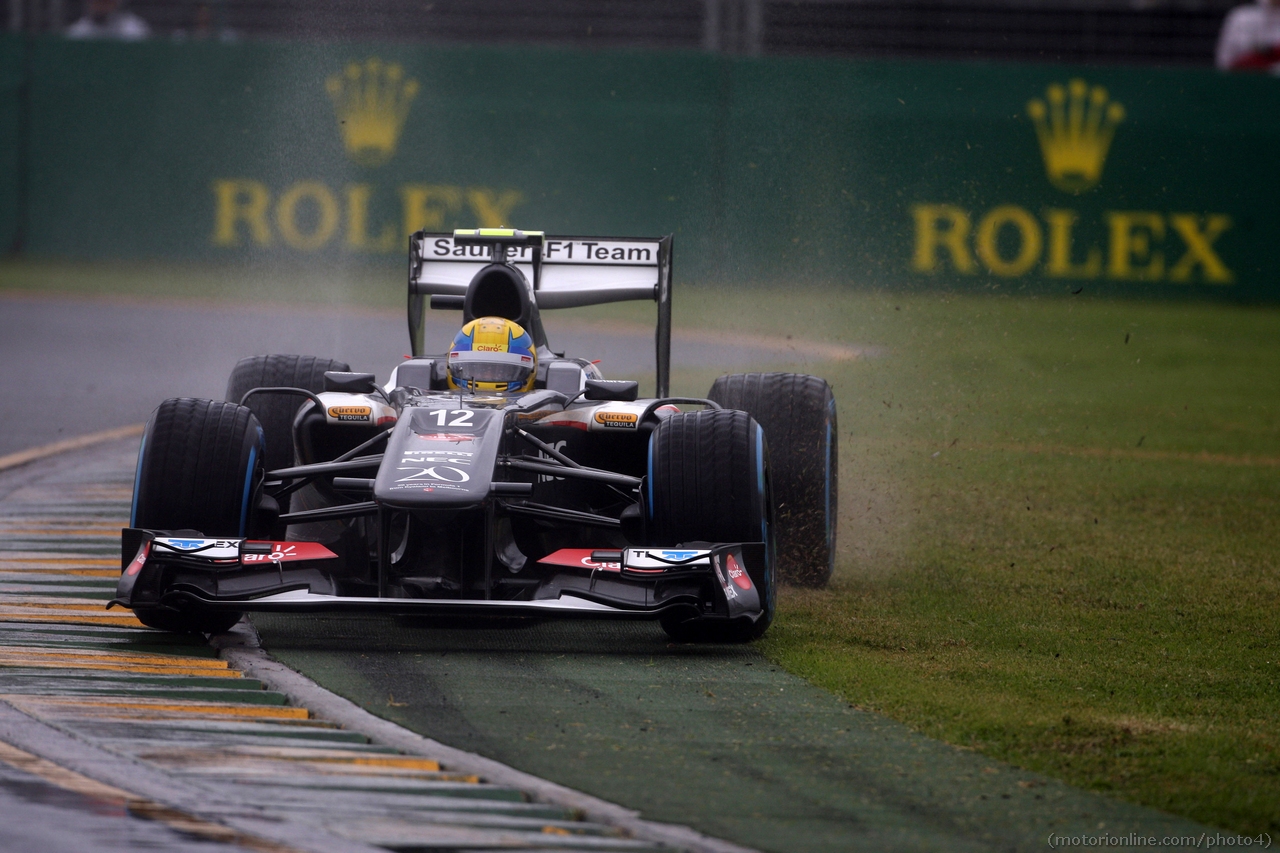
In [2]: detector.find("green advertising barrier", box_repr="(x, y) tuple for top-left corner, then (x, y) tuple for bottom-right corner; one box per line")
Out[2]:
(19, 39), (724, 269)
(6, 36), (1280, 299)
(722, 57), (1280, 298)
(0, 36), (24, 254)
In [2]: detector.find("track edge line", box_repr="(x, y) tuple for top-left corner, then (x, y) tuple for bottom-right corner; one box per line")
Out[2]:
(0, 424), (145, 473)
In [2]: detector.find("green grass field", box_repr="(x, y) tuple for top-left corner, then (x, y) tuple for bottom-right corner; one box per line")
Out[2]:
(5, 259), (1278, 834)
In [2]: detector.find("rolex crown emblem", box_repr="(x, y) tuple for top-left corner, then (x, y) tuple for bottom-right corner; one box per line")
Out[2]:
(325, 58), (419, 167)
(1026, 79), (1125, 194)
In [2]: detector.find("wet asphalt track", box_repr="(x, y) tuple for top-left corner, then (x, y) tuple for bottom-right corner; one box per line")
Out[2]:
(0, 291), (1215, 851)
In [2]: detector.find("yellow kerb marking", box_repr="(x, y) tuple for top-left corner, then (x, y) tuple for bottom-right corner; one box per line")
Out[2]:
(7, 695), (309, 720)
(0, 566), (117, 576)
(0, 660), (240, 677)
(0, 651), (226, 668)
(0, 647), (230, 669)
(0, 613), (146, 627)
(2, 600), (121, 611)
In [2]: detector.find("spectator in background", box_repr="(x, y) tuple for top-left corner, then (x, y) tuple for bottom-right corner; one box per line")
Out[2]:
(1217, 0), (1280, 72)
(66, 0), (150, 40)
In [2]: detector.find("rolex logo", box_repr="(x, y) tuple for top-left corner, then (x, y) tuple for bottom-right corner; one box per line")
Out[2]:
(325, 58), (419, 167)
(1026, 79), (1125, 194)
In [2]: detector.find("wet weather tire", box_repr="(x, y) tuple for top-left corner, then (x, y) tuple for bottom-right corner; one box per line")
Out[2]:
(708, 372), (837, 588)
(650, 409), (775, 643)
(130, 397), (264, 634)
(226, 354), (350, 474)
(132, 397), (265, 537)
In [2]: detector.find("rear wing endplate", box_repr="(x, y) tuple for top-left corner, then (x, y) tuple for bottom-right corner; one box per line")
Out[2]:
(407, 231), (674, 397)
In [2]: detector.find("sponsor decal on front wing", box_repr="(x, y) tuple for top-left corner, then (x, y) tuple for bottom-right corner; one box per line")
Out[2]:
(724, 552), (753, 590)
(124, 542), (150, 576)
(538, 549), (622, 571)
(153, 537), (240, 559)
(240, 542), (339, 564)
(627, 549), (711, 568)
(151, 538), (338, 564)
(538, 548), (713, 573)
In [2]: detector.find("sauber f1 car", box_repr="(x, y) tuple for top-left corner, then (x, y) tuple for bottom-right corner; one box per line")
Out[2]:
(113, 229), (838, 642)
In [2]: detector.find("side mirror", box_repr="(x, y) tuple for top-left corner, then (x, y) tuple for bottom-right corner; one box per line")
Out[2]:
(583, 379), (639, 402)
(324, 371), (378, 393)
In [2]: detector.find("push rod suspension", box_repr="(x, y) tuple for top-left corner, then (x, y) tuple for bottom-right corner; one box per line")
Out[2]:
(279, 501), (380, 524)
(503, 501), (622, 528)
(269, 456), (383, 480)
(499, 457), (641, 489)
(514, 428), (583, 469)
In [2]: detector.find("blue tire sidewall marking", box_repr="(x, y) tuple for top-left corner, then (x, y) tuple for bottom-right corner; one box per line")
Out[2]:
(756, 422), (775, 616)
(825, 398), (835, 558)
(128, 431), (147, 528)
(755, 423), (766, 542)
(646, 431), (655, 520)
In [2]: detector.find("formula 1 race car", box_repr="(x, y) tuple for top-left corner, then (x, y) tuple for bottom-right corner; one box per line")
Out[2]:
(113, 229), (837, 642)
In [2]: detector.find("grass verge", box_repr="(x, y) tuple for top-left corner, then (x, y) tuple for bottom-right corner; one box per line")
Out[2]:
(688, 288), (1280, 835)
(6, 258), (1278, 833)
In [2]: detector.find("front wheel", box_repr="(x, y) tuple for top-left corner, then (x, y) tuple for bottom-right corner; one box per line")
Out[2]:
(225, 353), (350, 472)
(708, 372), (837, 588)
(649, 409), (775, 643)
(130, 397), (260, 633)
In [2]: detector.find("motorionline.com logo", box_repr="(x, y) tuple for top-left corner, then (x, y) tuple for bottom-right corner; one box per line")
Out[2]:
(1048, 833), (1271, 849)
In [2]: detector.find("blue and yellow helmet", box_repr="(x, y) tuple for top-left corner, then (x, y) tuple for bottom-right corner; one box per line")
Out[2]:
(446, 317), (537, 393)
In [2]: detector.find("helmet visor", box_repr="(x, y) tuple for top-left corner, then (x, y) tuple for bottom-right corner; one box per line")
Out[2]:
(448, 349), (533, 387)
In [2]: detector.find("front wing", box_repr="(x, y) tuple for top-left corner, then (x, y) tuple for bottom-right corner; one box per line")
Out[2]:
(110, 530), (768, 622)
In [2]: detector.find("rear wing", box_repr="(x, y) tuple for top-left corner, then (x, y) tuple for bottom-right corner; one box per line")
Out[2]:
(407, 230), (674, 397)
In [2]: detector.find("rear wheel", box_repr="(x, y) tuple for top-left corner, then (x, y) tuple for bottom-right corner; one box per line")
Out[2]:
(130, 397), (263, 634)
(708, 372), (837, 587)
(649, 409), (774, 643)
(225, 354), (350, 475)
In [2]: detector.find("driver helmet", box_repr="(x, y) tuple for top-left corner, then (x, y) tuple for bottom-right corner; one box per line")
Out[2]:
(446, 317), (537, 393)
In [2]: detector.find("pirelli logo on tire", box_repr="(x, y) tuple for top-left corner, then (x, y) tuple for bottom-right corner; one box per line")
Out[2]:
(329, 405), (372, 422)
(594, 411), (638, 429)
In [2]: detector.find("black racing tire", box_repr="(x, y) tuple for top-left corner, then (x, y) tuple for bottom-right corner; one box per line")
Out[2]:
(132, 397), (265, 537)
(649, 409), (775, 643)
(130, 397), (263, 634)
(708, 372), (837, 588)
(133, 607), (243, 636)
(225, 354), (350, 474)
